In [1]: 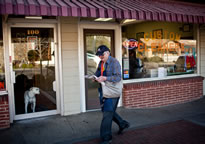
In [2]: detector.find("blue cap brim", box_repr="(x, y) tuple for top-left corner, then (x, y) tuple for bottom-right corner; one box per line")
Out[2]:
(96, 51), (103, 56)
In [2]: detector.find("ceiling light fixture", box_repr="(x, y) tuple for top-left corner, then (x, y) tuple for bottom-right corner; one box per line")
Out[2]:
(94, 18), (113, 21)
(25, 16), (42, 19)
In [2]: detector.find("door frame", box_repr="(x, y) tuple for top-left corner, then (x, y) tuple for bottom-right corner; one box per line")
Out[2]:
(83, 29), (115, 110)
(79, 22), (122, 113)
(6, 21), (61, 120)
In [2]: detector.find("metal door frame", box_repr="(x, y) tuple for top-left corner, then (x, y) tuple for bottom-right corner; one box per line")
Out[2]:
(7, 22), (60, 120)
(84, 29), (115, 110)
(79, 22), (122, 113)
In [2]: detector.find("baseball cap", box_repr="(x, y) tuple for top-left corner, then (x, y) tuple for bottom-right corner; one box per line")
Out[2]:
(96, 45), (110, 56)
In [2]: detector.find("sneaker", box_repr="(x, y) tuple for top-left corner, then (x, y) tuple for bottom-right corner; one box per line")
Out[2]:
(118, 122), (130, 134)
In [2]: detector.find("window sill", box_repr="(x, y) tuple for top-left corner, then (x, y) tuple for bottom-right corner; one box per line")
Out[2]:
(0, 91), (8, 96)
(123, 74), (201, 84)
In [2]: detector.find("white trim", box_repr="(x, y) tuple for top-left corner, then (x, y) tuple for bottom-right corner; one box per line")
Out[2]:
(0, 91), (8, 96)
(14, 110), (57, 120)
(7, 22), (60, 120)
(197, 24), (201, 75)
(123, 74), (200, 84)
(54, 23), (61, 114)
(115, 25), (123, 106)
(7, 18), (57, 24)
(78, 18), (86, 112)
(8, 25), (16, 120)
(3, 19), (14, 123)
(57, 17), (64, 116)
(199, 25), (205, 95)
(78, 22), (122, 112)
(9, 23), (56, 28)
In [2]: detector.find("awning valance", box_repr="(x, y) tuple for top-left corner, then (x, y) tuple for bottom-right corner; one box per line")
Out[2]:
(0, 0), (205, 23)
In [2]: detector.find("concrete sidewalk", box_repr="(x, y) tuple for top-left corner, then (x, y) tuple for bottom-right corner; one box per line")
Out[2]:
(1, 97), (205, 144)
(74, 120), (205, 144)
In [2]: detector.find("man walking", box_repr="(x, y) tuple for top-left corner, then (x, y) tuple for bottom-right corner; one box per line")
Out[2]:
(95, 45), (130, 144)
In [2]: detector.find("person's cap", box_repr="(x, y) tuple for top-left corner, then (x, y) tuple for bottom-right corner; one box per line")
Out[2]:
(96, 45), (110, 56)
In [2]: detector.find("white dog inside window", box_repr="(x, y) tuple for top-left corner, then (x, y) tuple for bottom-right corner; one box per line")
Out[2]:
(24, 87), (40, 113)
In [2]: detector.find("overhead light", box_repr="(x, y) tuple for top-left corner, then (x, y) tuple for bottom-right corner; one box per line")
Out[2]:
(123, 19), (136, 24)
(25, 16), (42, 19)
(121, 19), (144, 26)
(94, 18), (113, 21)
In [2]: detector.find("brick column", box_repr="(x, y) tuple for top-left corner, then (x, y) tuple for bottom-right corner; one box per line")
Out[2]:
(123, 76), (204, 108)
(0, 95), (10, 129)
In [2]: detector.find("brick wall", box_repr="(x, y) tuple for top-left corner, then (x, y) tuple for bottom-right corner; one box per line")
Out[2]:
(123, 77), (204, 108)
(0, 95), (10, 129)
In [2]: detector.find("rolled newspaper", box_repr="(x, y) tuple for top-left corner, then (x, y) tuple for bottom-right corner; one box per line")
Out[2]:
(84, 75), (105, 85)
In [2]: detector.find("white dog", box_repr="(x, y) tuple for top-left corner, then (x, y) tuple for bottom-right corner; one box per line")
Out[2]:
(24, 87), (40, 113)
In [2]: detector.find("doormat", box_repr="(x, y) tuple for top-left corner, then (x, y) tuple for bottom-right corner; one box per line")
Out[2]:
(74, 120), (205, 144)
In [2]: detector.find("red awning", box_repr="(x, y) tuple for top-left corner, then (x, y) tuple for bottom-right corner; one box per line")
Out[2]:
(0, 0), (205, 23)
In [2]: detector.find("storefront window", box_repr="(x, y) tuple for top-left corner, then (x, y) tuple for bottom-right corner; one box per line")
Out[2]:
(11, 27), (56, 114)
(0, 16), (5, 90)
(122, 22), (197, 80)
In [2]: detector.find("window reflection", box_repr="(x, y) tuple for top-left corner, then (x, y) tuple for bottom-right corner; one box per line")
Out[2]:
(0, 16), (5, 91)
(11, 28), (56, 114)
(122, 22), (197, 80)
(85, 32), (112, 110)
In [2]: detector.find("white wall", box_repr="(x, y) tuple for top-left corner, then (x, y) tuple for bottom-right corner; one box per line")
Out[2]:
(60, 18), (122, 114)
(60, 17), (81, 115)
(199, 25), (205, 95)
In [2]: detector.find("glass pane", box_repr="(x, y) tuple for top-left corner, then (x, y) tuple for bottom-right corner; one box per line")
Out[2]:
(122, 22), (197, 80)
(0, 16), (5, 91)
(85, 33), (111, 110)
(11, 28), (56, 114)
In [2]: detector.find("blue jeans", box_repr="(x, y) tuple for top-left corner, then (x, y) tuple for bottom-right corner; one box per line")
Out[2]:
(100, 97), (127, 141)
(98, 88), (127, 141)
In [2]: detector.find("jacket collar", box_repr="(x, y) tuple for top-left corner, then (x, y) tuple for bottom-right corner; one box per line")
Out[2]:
(100, 56), (111, 65)
(106, 56), (111, 65)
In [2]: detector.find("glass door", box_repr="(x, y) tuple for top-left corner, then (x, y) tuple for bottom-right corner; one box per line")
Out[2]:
(11, 27), (57, 117)
(84, 29), (114, 110)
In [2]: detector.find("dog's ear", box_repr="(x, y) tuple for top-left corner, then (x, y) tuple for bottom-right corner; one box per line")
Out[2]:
(30, 87), (33, 91)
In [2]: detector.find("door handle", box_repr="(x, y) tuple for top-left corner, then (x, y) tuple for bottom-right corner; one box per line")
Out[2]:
(53, 81), (56, 91)
(12, 71), (16, 84)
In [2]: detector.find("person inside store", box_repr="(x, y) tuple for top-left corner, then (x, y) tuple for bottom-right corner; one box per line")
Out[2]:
(185, 48), (196, 70)
(94, 45), (130, 144)
(129, 49), (143, 78)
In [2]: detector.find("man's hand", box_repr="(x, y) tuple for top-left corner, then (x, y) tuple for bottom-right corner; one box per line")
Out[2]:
(96, 76), (107, 83)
